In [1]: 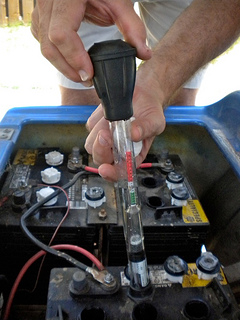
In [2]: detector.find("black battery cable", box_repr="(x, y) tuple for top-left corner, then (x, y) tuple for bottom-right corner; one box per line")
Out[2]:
(20, 170), (94, 272)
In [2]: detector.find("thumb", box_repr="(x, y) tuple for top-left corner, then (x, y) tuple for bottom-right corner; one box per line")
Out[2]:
(131, 110), (166, 142)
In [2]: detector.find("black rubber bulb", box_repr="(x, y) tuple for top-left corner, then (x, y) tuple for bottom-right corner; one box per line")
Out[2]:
(88, 39), (136, 122)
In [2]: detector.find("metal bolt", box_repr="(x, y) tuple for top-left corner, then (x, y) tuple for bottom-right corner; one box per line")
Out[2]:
(160, 148), (169, 160)
(71, 146), (80, 164)
(165, 159), (172, 167)
(160, 158), (174, 173)
(70, 270), (89, 295)
(104, 273), (114, 284)
(98, 208), (107, 220)
(19, 179), (27, 188)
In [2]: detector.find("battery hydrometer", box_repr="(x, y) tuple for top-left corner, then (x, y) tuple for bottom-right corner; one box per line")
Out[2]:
(89, 40), (153, 299)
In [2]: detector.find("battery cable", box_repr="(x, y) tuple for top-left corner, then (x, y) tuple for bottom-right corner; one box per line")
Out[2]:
(20, 170), (96, 271)
(3, 244), (104, 320)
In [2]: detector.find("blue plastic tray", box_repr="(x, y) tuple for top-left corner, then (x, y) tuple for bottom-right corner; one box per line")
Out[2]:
(1, 91), (240, 179)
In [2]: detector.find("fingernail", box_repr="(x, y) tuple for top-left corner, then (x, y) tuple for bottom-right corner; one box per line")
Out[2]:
(98, 134), (109, 147)
(98, 168), (107, 179)
(84, 142), (93, 154)
(81, 80), (93, 87)
(79, 70), (90, 81)
(86, 120), (90, 132)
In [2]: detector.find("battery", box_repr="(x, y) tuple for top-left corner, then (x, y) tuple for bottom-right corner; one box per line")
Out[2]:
(107, 154), (210, 266)
(0, 148), (99, 303)
(0, 148), (209, 304)
(45, 265), (240, 320)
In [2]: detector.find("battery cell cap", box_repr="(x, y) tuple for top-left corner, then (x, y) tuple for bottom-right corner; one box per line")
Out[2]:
(36, 187), (58, 206)
(85, 187), (106, 208)
(171, 187), (189, 206)
(164, 255), (188, 283)
(45, 151), (64, 166)
(166, 171), (184, 190)
(41, 167), (61, 184)
(196, 251), (221, 280)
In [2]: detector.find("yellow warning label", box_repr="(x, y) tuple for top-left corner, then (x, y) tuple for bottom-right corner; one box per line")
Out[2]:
(182, 199), (209, 224)
(182, 263), (227, 288)
(120, 263), (227, 288)
(13, 149), (38, 166)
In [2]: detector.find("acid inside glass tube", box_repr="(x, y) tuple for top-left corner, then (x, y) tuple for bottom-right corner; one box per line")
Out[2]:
(110, 119), (152, 297)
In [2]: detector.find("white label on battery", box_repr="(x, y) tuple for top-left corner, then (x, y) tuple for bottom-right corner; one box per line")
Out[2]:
(9, 165), (30, 189)
(68, 182), (87, 209)
(120, 265), (172, 288)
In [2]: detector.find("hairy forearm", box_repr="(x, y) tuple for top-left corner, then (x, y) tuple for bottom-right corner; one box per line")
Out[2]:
(139, 0), (240, 107)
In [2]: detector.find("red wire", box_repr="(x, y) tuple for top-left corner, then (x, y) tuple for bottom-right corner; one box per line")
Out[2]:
(0, 196), (8, 207)
(3, 163), (155, 319)
(84, 163), (153, 173)
(138, 163), (152, 169)
(28, 185), (71, 294)
(37, 184), (71, 245)
(3, 244), (104, 320)
(84, 166), (99, 174)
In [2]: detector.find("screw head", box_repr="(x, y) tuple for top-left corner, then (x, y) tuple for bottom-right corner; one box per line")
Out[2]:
(98, 208), (107, 220)
(104, 273), (114, 284)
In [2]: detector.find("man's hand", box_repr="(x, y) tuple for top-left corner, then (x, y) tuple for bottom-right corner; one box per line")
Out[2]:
(31, 0), (151, 84)
(84, 63), (166, 181)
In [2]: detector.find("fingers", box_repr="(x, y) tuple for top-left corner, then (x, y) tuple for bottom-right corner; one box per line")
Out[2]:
(135, 136), (155, 167)
(33, 0), (151, 84)
(88, 129), (113, 167)
(36, 0), (79, 82)
(85, 116), (111, 155)
(35, 0), (93, 83)
(98, 164), (117, 182)
(85, 95), (166, 182)
(131, 110), (166, 143)
(113, 1), (152, 61)
(84, 0), (151, 61)
(95, 135), (155, 182)
(31, 5), (39, 41)
(86, 104), (104, 132)
(85, 118), (117, 182)
(49, 0), (94, 81)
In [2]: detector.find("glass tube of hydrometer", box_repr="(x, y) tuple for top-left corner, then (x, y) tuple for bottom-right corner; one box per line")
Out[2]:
(110, 119), (151, 296)
(88, 39), (152, 297)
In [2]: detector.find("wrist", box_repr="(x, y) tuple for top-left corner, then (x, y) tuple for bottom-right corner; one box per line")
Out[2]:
(136, 58), (167, 108)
